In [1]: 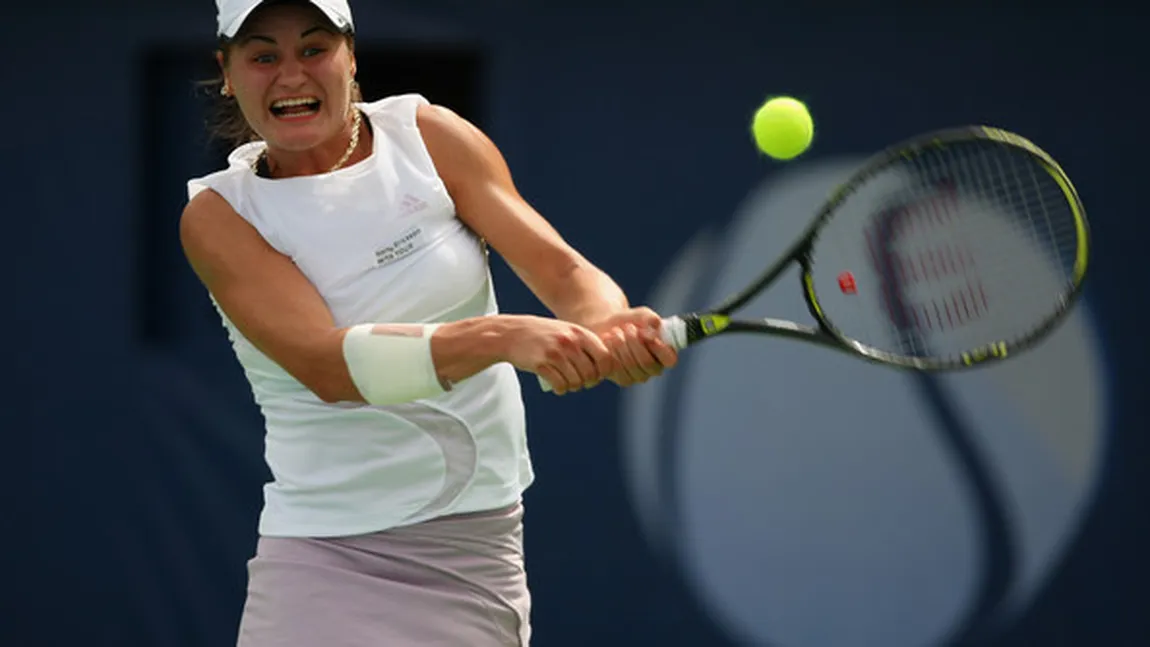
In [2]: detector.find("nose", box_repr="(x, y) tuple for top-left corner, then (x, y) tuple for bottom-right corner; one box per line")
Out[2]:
(276, 55), (308, 89)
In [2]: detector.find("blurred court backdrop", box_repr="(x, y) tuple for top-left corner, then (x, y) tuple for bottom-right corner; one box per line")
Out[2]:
(2, 2), (1147, 646)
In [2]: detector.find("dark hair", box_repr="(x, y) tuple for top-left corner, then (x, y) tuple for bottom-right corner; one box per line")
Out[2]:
(199, 1), (359, 148)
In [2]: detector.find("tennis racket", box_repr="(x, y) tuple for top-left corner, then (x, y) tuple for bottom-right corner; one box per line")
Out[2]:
(540, 126), (1089, 391)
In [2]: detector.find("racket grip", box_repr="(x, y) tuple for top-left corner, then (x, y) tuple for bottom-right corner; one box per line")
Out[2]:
(537, 316), (686, 393)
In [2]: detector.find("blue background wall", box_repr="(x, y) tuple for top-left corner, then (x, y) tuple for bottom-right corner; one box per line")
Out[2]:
(3, 2), (1146, 646)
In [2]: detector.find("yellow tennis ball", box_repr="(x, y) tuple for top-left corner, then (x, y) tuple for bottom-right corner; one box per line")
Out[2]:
(751, 96), (814, 160)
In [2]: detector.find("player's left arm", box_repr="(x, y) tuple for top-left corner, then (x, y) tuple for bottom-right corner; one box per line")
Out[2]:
(416, 103), (676, 385)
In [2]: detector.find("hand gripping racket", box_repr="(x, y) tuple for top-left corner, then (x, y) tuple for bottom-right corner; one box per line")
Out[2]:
(541, 126), (1089, 391)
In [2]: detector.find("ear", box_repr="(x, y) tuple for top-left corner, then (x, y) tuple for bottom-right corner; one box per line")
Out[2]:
(215, 50), (234, 95)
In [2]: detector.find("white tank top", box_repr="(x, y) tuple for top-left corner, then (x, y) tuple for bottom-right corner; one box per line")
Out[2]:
(186, 94), (534, 538)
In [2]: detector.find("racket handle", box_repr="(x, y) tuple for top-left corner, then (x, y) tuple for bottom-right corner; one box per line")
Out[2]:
(537, 316), (686, 393)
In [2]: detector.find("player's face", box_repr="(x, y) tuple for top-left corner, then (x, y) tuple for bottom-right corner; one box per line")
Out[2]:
(219, 3), (357, 153)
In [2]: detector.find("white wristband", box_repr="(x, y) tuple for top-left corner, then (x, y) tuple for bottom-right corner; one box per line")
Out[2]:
(342, 323), (449, 406)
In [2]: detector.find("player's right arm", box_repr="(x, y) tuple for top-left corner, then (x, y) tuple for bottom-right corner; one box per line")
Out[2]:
(179, 189), (615, 401)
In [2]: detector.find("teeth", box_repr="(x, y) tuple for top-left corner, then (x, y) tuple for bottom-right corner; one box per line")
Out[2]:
(272, 97), (319, 108)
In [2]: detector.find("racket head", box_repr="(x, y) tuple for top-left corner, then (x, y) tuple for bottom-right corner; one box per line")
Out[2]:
(799, 126), (1089, 370)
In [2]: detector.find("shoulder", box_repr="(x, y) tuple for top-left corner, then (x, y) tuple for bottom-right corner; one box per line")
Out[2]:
(415, 103), (500, 177)
(180, 185), (281, 284)
(414, 104), (510, 200)
(181, 171), (267, 250)
(184, 161), (251, 233)
(183, 184), (232, 217)
(187, 167), (240, 202)
(355, 92), (487, 152)
(186, 141), (263, 203)
(415, 101), (483, 144)
(359, 93), (433, 131)
(181, 187), (240, 247)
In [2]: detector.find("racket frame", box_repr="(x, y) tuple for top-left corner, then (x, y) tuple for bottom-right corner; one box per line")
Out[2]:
(671, 126), (1091, 371)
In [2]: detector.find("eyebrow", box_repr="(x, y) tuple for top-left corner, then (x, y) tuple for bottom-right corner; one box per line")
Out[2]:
(237, 25), (336, 46)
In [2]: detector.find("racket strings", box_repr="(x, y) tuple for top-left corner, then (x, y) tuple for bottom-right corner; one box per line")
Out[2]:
(811, 139), (1082, 363)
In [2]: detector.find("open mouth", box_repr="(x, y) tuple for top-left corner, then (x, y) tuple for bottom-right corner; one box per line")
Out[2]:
(270, 97), (321, 119)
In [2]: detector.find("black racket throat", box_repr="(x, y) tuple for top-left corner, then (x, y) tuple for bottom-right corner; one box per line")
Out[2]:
(679, 235), (836, 348)
(684, 315), (831, 343)
(711, 236), (818, 316)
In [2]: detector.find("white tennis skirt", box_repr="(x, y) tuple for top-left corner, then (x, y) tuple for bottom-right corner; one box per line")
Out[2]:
(236, 502), (531, 647)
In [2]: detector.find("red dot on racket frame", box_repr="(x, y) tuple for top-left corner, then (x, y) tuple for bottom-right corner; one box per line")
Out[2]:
(838, 271), (858, 295)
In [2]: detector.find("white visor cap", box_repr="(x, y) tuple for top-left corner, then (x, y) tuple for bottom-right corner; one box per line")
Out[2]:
(217, 0), (354, 39)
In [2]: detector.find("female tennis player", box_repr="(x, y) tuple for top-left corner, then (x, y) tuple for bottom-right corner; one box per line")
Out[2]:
(180, 1), (678, 645)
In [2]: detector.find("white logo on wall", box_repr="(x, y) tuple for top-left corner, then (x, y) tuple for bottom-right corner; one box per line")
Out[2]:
(620, 158), (1110, 647)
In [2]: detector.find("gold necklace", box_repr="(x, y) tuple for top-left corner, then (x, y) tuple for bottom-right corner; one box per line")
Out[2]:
(254, 108), (363, 176)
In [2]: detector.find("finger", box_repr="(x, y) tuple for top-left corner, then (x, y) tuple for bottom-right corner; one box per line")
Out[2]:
(566, 340), (599, 387)
(608, 371), (635, 388)
(537, 365), (568, 395)
(600, 328), (635, 387)
(582, 333), (617, 383)
(633, 307), (664, 332)
(546, 344), (585, 392)
(557, 359), (586, 392)
(577, 352), (607, 389)
(608, 353), (637, 386)
(617, 325), (653, 383)
(637, 327), (677, 371)
(556, 330), (603, 390)
(577, 352), (608, 389)
(628, 328), (665, 379)
(563, 326), (610, 383)
(645, 337), (679, 369)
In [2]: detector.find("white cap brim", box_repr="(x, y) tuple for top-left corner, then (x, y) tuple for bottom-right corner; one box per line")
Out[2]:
(217, 0), (354, 39)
